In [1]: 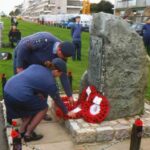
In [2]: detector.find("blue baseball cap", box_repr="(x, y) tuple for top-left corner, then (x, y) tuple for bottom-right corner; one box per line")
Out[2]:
(52, 58), (67, 73)
(60, 41), (75, 57)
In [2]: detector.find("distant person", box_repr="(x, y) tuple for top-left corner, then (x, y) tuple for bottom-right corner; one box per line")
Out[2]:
(8, 25), (21, 48)
(143, 18), (150, 56)
(41, 17), (44, 25)
(71, 16), (82, 61)
(11, 16), (18, 26)
(4, 58), (76, 142)
(11, 16), (14, 25)
(14, 32), (75, 121)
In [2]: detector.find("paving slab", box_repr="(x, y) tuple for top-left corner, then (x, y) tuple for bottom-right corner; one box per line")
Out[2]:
(23, 141), (74, 150)
(85, 138), (150, 150)
(28, 122), (71, 145)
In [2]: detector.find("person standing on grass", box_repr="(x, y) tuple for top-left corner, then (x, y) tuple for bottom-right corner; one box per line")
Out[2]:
(71, 16), (82, 61)
(8, 25), (21, 48)
(14, 32), (75, 121)
(143, 18), (150, 56)
(4, 58), (76, 142)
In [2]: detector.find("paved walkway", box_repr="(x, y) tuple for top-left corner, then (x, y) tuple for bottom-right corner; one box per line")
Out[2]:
(5, 109), (150, 150)
(22, 120), (150, 150)
(1, 97), (150, 150)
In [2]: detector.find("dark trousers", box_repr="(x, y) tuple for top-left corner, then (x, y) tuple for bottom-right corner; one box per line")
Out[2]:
(143, 35), (150, 56)
(72, 41), (81, 60)
(9, 39), (20, 48)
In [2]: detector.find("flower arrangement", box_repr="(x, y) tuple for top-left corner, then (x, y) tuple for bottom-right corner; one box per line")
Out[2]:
(55, 86), (110, 124)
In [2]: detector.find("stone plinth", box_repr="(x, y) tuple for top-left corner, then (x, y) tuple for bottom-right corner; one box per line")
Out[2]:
(65, 103), (150, 144)
(80, 12), (148, 120)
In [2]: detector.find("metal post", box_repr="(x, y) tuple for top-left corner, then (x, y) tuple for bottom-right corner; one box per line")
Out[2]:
(130, 118), (143, 150)
(13, 137), (22, 150)
(12, 129), (22, 150)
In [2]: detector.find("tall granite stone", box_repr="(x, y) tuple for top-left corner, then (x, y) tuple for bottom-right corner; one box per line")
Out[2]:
(80, 12), (148, 120)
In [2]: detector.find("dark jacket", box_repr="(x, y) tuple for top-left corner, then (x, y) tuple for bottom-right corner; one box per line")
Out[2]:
(71, 23), (82, 41)
(8, 29), (21, 42)
(14, 32), (72, 97)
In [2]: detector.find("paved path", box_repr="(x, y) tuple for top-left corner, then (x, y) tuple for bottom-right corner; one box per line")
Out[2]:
(20, 110), (150, 150)
(0, 103), (8, 150)
(22, 120), (150, 150)
(2, 98), (150, 150)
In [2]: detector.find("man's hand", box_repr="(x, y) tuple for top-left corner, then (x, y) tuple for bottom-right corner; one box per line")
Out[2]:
(67, 111), (76, 118)
(68, 96), (74, 106)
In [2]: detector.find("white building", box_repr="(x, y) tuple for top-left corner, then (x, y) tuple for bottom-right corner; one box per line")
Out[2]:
(22, 0), (82, 17)
(114, 0), (150, 16)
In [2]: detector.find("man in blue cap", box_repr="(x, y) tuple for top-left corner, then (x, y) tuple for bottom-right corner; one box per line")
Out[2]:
(14, 32), (75, 120)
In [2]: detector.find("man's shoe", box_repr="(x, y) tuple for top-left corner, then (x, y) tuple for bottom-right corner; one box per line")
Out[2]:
(24, 132), (43, 142)
(43, 114), (52, 121)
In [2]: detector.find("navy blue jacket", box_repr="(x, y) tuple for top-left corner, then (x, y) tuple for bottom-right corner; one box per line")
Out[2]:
(14, 32), (72, 97)
(71, 23), (82, 41)
(143, 24), (150, 35)
(143, 24), (150, 46)
(4, 65), (68, 114)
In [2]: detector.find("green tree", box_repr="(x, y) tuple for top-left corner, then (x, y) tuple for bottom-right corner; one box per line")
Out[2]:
(91, 0), (114, 14)
(14, 9), (21, 16)
(9, 11), (15, 16)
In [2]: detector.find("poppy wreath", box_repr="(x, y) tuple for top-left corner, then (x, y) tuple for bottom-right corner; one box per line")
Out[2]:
(82, 93), (110, 124)
(56, 86), (97, 120)
(78, 85), (97, 105)
(55, 86), (110, 123)
(56, 96), (83, 119)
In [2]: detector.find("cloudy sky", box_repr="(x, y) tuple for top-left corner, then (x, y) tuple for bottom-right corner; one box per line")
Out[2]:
(0, 0), (115, 15)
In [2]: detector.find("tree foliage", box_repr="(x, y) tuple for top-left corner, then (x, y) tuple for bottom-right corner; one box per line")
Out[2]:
(9, 9), (21, 16)
(91, 0), (114, 14)
(9, 11), (15, 16)
(14, 9), (21, 16)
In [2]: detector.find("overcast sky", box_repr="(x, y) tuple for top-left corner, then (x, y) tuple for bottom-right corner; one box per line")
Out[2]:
(0, 0), (115, 15)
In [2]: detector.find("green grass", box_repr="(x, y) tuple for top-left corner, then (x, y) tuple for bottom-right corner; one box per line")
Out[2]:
(0, 17), (89, 98)
(1, 17), (150, 101)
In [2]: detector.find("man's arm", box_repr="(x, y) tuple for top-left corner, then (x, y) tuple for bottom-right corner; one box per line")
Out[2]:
(60, 73), (74, 104)
(60, 73), (72, 97)
(71, 24), (75, 37)
(14, 43), (28, 73)
(48, 84), (68, 114)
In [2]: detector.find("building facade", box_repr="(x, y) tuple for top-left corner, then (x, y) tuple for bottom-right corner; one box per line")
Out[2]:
(21, 0), (82, 17)
(114, 0), (150, 16)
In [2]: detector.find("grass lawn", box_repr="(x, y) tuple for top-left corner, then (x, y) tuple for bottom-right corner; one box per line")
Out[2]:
(0, 17), (150, 101)
(0, 17), (90, 98)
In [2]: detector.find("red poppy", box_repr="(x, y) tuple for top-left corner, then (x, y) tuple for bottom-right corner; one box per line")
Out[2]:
(135, 119), (143, 127)
(56, 96), (83, 119)
(12, 120), (17, 127)
(11, 130), (19, 138)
